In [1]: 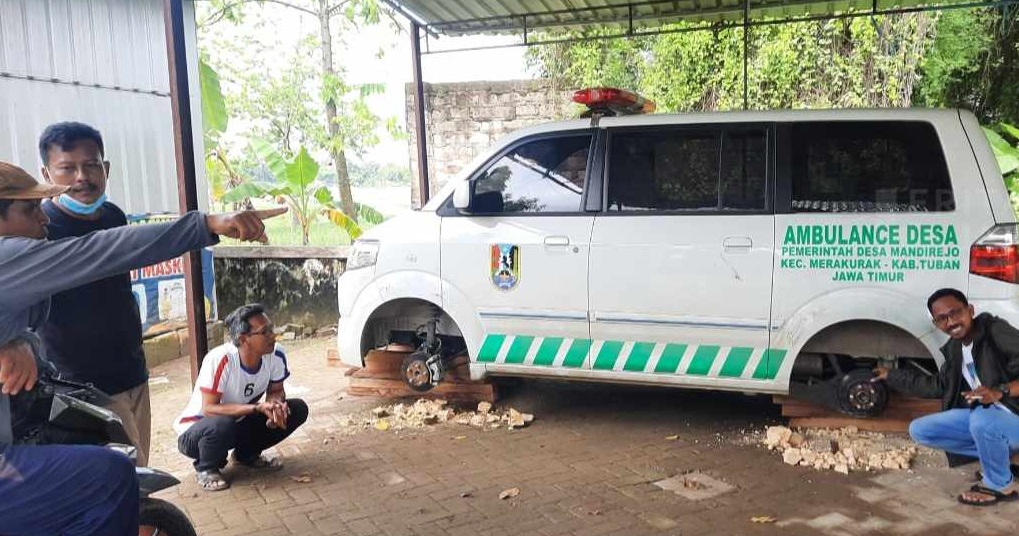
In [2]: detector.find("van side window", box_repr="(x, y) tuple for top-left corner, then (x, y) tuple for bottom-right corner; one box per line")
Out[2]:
(790, 122), (954, 212)
(608, 128), (767, 211)
(471, 135), (591, 214)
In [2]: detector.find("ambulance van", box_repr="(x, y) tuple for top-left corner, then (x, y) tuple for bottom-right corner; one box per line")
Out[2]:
(336, 88), (1017, 416)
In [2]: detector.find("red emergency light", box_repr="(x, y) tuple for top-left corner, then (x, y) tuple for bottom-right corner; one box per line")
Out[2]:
(572, 87), (656, 116)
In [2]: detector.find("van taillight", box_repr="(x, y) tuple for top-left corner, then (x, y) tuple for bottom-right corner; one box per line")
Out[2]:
(970, 224), (1019, 284)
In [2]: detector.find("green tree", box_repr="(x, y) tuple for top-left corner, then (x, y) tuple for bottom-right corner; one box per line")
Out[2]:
(527, 14), (937, 111)
(914, 8), (1019, 125)
(200, 0), (395, 221)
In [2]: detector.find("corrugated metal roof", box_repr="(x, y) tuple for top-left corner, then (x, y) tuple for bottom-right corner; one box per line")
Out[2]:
(386, 0), (980, 36)
(0, 0), (207, 215)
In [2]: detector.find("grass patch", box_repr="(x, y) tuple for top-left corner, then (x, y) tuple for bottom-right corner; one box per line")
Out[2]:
(214, 201), (359, 247)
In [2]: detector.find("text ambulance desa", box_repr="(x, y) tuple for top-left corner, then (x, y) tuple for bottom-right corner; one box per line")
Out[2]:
(337, 88), (1018, 416)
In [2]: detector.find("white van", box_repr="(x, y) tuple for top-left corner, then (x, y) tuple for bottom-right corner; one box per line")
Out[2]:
(336, 89), (1018, 416)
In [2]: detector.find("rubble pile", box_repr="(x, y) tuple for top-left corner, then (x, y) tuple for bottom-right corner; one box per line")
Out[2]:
(340, 399), (534, 432)
(762, 425), (917, 474)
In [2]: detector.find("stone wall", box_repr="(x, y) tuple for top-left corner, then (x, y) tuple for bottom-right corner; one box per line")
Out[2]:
(143, 321), (225, 370)
(405, 79), (577, 206)
(211, 246), (348, 333)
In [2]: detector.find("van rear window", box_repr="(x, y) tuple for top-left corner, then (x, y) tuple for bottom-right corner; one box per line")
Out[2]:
(790, 122), (954, 212)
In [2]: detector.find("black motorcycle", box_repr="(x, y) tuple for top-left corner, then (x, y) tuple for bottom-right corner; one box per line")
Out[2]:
(11, 373), (197, 536)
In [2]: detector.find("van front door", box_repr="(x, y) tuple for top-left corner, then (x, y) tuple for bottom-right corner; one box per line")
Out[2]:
(441, 132), (596, 373)
(587, 124), (780, 390)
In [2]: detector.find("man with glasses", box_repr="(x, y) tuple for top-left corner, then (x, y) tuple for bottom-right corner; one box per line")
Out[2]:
(174, 303), (308, 491)
(874, 288), (1019, 506)
(36, 122), (156, 466)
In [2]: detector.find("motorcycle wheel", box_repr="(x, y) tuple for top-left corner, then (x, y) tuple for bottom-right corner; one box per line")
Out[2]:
(139, 497), (197, 536)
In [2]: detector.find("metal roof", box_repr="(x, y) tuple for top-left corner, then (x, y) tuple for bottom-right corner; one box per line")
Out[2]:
(384, 0), (983, 37)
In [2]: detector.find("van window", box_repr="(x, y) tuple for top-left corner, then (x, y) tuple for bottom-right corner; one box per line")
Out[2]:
(471, 135), (591, 214)
(608, 128), (767, 211)
(790, 122), (954, 212)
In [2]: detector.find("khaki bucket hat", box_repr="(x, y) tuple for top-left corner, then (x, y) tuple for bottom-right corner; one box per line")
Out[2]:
(0, 161), (67, 199)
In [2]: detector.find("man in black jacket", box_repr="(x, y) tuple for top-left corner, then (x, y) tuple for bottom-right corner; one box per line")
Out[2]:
(875, 288), (1019, 506)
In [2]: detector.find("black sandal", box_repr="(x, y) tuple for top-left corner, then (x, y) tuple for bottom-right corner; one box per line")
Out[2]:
(958, 484), (1019, 506)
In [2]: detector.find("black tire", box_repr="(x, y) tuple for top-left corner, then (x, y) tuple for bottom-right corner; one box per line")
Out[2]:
(836, 369), (889, 417)
(140, 497), (197, 536)
(402, 352), (436, 392)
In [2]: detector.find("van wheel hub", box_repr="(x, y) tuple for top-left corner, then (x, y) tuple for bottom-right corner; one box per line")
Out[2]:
(402, 352), (438, 392)
(837, 369), (888, 417)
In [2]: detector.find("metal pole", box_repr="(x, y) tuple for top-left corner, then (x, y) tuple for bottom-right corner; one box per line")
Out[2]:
(743, 0), (750, 109)
(163, 0), (208, 383)
(411, 21), (430, 206)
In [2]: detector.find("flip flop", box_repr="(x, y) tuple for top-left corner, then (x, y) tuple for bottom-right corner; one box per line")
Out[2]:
(233, 453), (283, 471)
(196, 469), (230, 492)
(958, 484), (1019, 506)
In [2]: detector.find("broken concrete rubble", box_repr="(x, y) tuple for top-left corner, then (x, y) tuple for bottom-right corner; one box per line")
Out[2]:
(763, 425), (918, 474)
(339, 398), (535, 433)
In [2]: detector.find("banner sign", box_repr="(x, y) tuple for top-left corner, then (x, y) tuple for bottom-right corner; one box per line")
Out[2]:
(126, 214), (217, 335)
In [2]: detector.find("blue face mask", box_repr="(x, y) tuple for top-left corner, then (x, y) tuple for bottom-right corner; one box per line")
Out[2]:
(58, 193), (108, 215)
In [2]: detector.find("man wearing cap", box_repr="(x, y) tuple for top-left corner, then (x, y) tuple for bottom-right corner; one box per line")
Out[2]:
(0, 160), (284, 535)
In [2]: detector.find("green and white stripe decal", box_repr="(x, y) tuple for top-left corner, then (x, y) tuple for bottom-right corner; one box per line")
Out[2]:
(477, 334), (787, 380)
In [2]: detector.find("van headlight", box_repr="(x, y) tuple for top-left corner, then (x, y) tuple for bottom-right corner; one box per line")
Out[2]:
(347, 240), (379, 270)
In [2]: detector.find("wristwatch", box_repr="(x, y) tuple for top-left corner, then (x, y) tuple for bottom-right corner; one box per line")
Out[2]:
(999, 383), (1011, 399)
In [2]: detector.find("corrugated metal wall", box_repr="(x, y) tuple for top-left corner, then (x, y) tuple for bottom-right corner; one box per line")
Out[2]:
(0, 0), (206, 214)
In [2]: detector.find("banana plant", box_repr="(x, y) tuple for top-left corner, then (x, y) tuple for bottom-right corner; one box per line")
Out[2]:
(984, 122), (1019, 191)
(222, 140), (372, 244)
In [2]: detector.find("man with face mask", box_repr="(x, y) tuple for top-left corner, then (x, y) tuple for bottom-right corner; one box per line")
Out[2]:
(37, 122), (154, 466)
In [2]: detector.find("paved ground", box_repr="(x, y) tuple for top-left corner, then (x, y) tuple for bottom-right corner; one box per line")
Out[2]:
(148, 337), (1019, 535)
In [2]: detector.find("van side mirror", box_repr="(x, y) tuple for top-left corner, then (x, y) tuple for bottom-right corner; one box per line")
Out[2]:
(453, 180), (472, 212)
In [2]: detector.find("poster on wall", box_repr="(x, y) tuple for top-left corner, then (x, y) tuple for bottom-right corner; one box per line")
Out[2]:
(127, 214), (217, 336)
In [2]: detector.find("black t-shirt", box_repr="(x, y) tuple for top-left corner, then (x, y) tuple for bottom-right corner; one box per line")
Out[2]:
(38, 200), (147, 395)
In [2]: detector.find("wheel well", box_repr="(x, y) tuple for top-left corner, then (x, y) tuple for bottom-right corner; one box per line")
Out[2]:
(791, 320), (935, 380)
(358, 298), (464, 361)
(800, 320), (933, 359)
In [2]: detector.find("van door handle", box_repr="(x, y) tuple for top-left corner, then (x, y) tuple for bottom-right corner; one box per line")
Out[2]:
(544, 236), (570, 246)
(723, 236), (752, 252)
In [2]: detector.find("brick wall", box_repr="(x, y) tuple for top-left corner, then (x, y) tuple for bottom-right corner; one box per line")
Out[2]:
(405, 79), (577, 207)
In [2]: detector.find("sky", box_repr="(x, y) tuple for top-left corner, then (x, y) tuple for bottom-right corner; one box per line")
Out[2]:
(349, 26), (531, 165)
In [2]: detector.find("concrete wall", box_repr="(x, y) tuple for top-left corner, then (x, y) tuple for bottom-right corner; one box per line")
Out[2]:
(405, 79), (576, 207)
(212, 246), (349, 333)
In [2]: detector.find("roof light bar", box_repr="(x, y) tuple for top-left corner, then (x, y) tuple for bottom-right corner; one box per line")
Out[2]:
(572, 87), (656, 116)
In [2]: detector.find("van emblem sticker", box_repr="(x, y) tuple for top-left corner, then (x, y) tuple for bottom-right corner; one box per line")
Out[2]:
(491, 244), (520, 291)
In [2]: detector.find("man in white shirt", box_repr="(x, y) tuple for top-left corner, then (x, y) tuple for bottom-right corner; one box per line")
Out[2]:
(875, 288), (1019, 506)
(175, 303), (308, 491)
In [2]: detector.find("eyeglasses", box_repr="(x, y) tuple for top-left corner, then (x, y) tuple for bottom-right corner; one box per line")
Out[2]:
(932, 306), (967, 326)
(248, 324), (275, 337)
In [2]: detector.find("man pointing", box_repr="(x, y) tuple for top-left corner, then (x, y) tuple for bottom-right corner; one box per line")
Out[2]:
(0, 160), (284, 535)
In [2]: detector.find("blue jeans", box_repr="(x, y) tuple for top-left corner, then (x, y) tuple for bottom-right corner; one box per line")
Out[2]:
(910, 406), (1019, 491)
(0, 444), (139, 535)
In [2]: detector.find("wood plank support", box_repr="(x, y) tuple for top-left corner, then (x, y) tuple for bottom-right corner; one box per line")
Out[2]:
(344, 350), (497, 403)
(773, 394), (941, 433)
